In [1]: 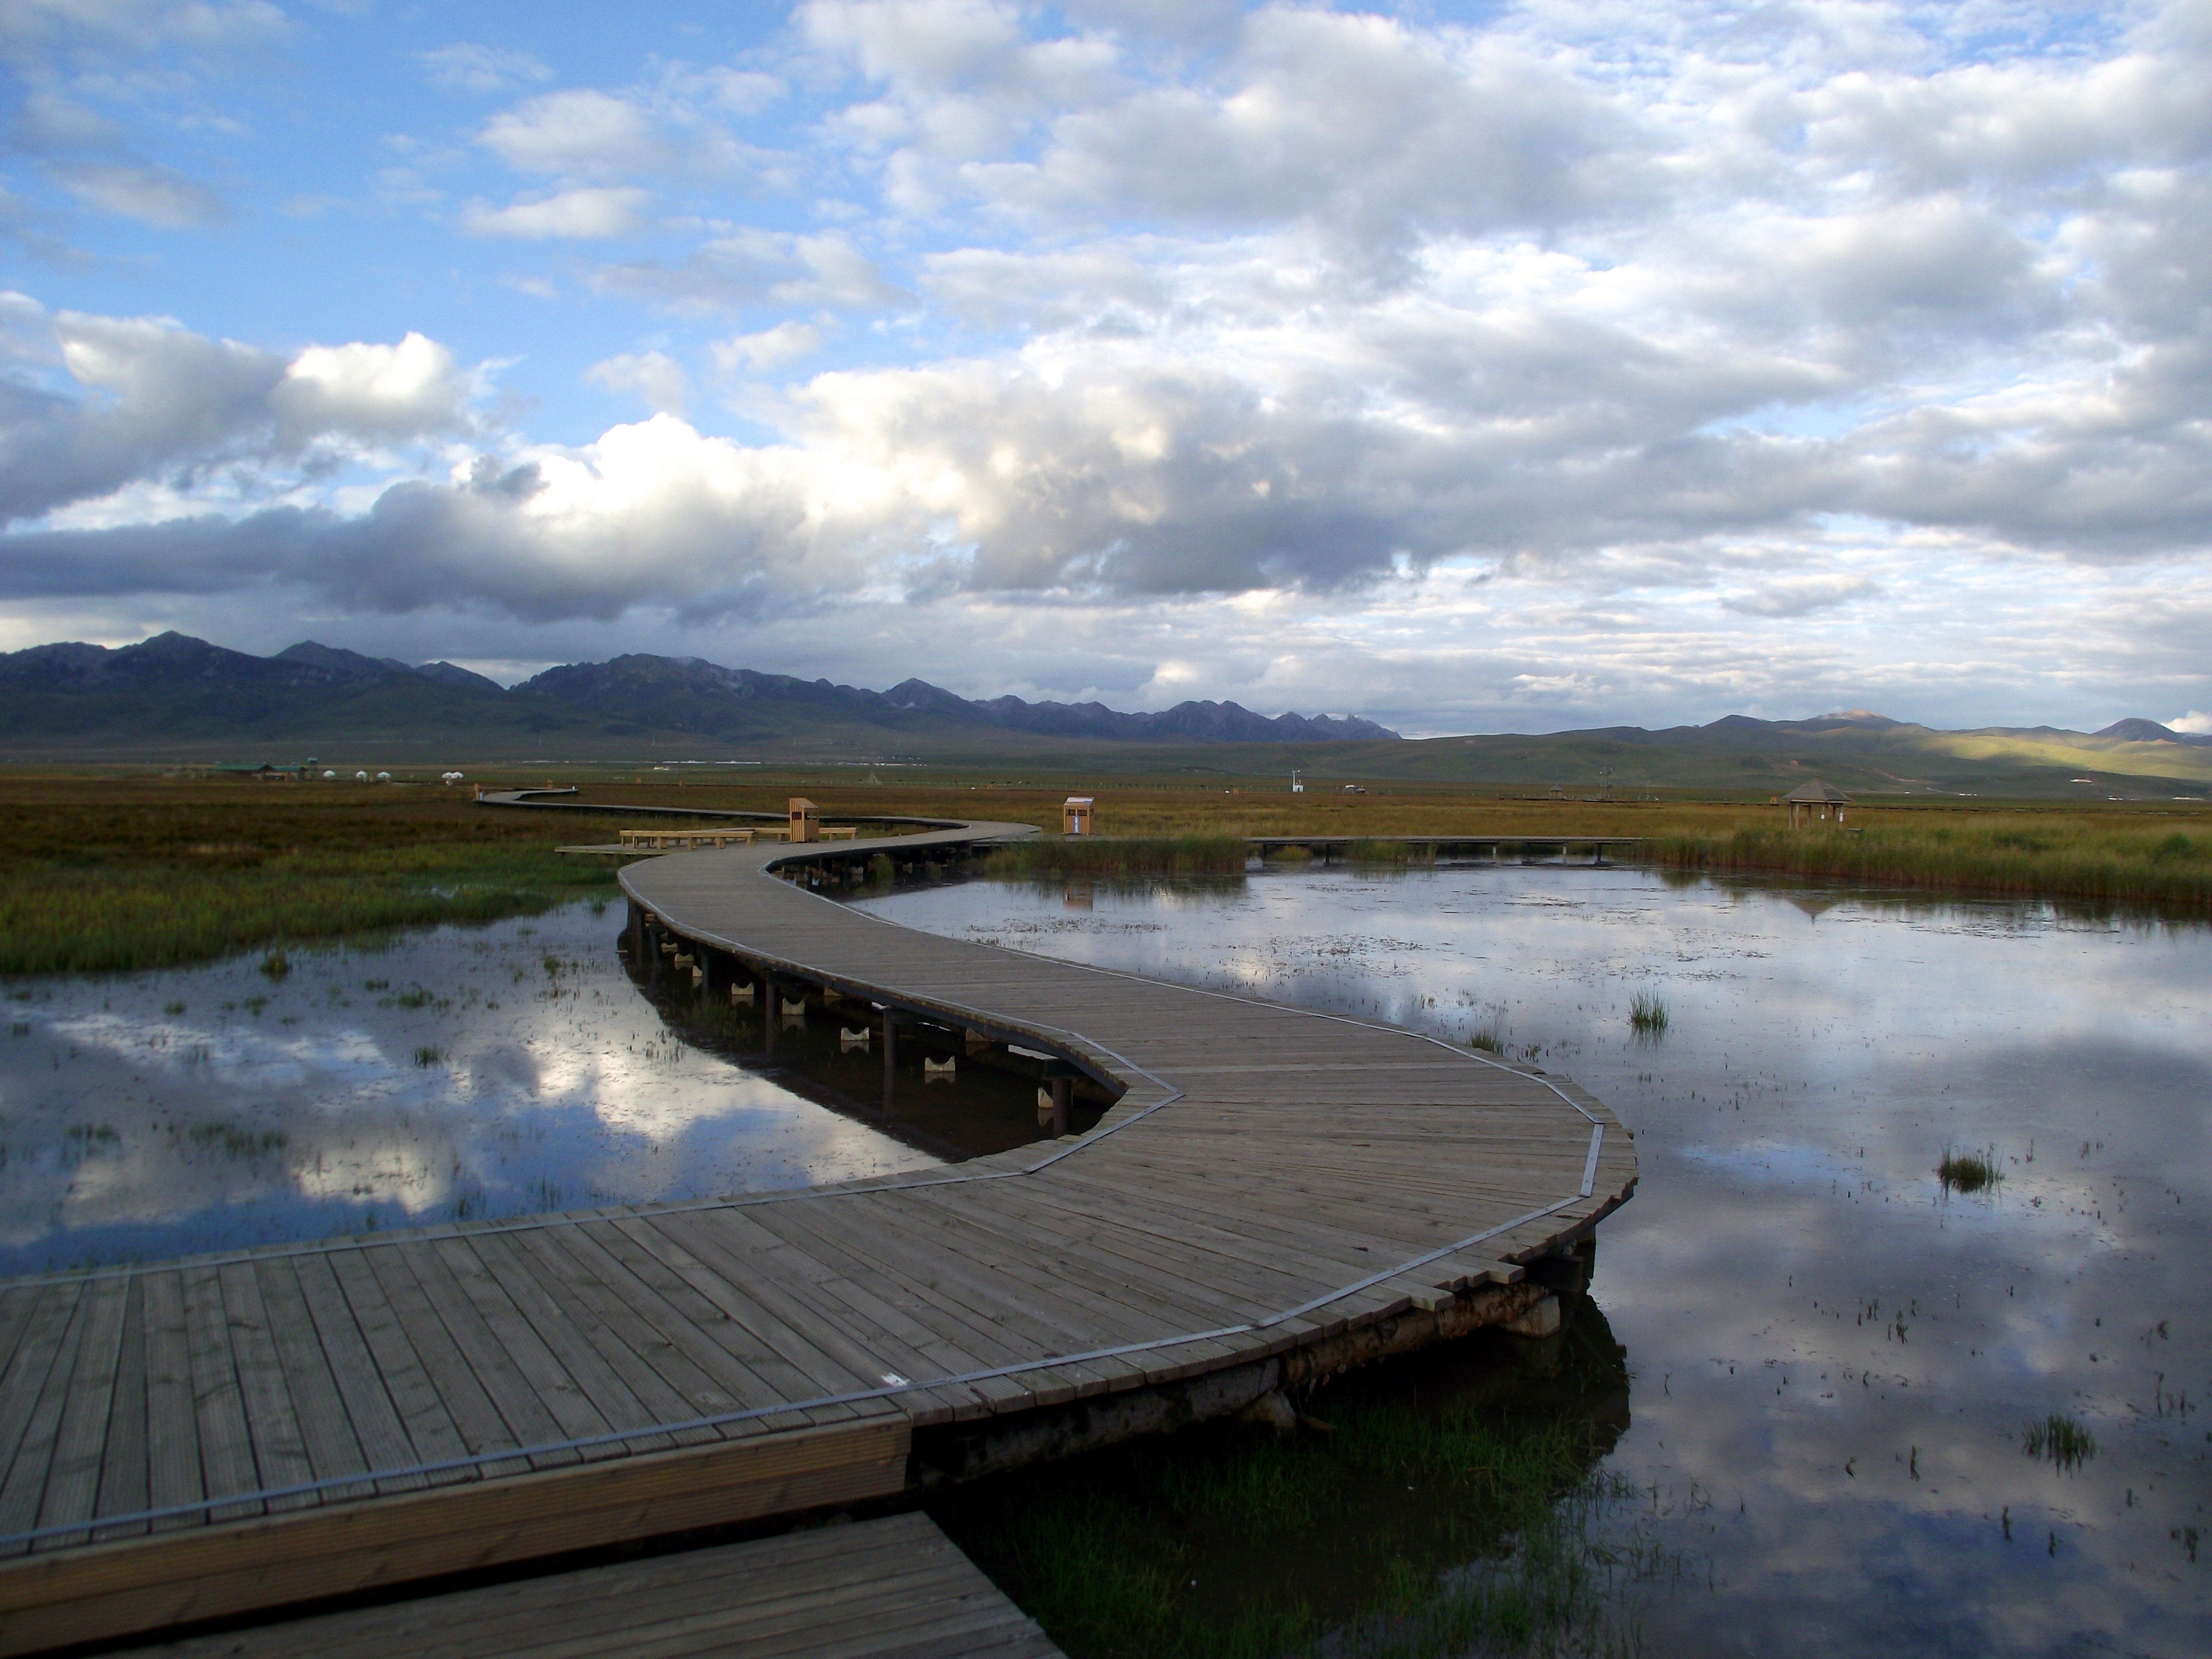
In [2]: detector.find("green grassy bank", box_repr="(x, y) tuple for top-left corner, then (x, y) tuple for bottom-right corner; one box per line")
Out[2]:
(0, 778), (624, 975)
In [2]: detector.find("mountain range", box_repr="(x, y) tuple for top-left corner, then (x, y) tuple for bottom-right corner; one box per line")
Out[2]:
(3, 633), (2208, 798)
(0, 632), (1395, 757)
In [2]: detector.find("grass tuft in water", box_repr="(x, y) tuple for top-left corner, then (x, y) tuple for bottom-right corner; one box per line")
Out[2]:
(2021, 1413), (2097, 1470)
(1627, 992), (1668, 1036)
(411, 1045), (447, 1068)
(1937, 1145), (2002, 1194)
(188, 1121), (286, 1158)
(1469, 1027), (1507, 1055)
(258, 950), (290, 980)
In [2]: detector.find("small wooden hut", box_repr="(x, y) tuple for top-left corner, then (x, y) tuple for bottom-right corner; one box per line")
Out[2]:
(787, 796), (819, 843)
(1782, 780), (1851, 828)
(1062, 796), (1095, 836)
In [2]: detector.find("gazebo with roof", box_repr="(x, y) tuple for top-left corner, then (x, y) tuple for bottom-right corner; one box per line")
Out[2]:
(1782, 779), (1852, 828)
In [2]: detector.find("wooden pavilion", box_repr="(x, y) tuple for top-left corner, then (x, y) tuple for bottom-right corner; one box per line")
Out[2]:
(1782, 779), (1852, 828)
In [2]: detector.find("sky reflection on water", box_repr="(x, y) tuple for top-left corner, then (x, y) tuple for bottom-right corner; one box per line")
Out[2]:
(0, 901), (935, 1275)
(859, 865), (2212, 1657)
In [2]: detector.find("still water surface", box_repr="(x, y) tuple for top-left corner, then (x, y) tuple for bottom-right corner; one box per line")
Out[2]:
(0, 901), (938, 1274)
(858, 865), (2211, 1657)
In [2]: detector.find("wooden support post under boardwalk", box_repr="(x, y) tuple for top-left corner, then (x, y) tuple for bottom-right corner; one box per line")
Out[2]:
(1050, 1075), (1072, 1136)
(882, 1007), (898, 1109)
(762, 974), (776, 1058)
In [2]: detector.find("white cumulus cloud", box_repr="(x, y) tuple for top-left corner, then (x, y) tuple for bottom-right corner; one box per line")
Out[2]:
(463, 186), (650, 240)
(585, 350), (690, 415)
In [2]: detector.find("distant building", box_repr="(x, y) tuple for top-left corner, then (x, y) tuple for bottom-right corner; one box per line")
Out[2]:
(1782, 780), (1852, 828)
(788, 797), (820, 843)
(1063, 796), (1095, 835)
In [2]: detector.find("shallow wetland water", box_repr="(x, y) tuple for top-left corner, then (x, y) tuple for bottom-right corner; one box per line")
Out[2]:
(2, 860), (2205, 1654)
(860, 864), (2212, 1657)
(0, 900), (958, 1275)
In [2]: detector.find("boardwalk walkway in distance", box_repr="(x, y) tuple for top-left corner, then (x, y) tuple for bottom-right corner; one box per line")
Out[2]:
(0, 818), (1636, 1655)
(111, 1512), (1063, 1659)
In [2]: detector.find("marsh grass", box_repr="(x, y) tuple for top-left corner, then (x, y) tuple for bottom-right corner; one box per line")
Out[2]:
(2021, 1413), (2097, 1470)
(1627, 993), (1668, 1036)
(1937, 1145), (2002, 1195)
(932, 1385), (1645, 1659)
(1469, 1027), (1507, 1055)
(0, 781), (624, 975)
(0, 843), (616, 975)
(411, 1045), (447, 1068)
(1344, 839), (1438, 865)
(1645, 821), (2212, 912)
(987, 834), (1248, 878)
(187, 1121), (286, 1158)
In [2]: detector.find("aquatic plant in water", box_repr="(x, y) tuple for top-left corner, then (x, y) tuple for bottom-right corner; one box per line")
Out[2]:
(1937, 1145), (2002, 1195)
(2021, 1413), (2096, 1470)
(1627, 993), (1668, 1036)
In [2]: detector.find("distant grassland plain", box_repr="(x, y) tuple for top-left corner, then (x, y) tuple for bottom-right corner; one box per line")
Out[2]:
(1, 769), (2207, 975)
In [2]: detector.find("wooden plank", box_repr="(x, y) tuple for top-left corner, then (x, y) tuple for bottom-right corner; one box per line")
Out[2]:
(251, 1262), (372, 1505)
(317, 1251), (473, 1483)
(136, 1275), (201, 1537)
(179, 1267), (259, 1526)
(288, 1255), (424, 1495)
(102, 1513), (1058, 1659)
(0, 1418), (910, 1656)
(89, 1282), (148, 1545)
(355, 1244), (536, 1477)
(30, 1275), (131, 1547)
(0, 1284), (85, 1547)
(217, 1264), (316, 1517)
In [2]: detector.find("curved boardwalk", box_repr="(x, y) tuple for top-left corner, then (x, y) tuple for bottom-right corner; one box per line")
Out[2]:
(0, 821), (1634, 1654)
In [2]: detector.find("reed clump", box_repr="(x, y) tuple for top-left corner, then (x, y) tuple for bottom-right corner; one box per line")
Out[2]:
(1643, 821), (2212, 912)
(2021, 1413), (2096, 1470)
(1936, 1144), (2002, 1194)
(1627, 992), (1668, 1036)
(1343, 838), (1436, 865)
(986, 834), (1248, 878)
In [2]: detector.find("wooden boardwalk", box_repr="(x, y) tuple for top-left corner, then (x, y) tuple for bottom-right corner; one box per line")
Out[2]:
(0, 820), (1635, 1653)
(112, 1512), (1062, 1658)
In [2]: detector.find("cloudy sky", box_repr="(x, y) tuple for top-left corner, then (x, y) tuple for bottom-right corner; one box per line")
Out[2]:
(1, 1), (2207, 735)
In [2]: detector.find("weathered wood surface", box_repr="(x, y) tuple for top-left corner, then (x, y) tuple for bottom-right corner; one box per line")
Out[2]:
(111, 1511), (1063, 1659)
(0, 819), (1635, 1652)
